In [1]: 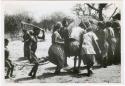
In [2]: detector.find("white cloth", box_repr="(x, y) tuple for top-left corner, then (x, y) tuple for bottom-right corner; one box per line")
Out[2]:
(70, 27), (85, 42)
(82, 31), (98, 54)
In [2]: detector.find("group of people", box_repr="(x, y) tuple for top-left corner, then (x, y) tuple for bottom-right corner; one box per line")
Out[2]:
(95, 20), (120, 67)
(5, 15), (121, 79)
(48, 17), (120, 76)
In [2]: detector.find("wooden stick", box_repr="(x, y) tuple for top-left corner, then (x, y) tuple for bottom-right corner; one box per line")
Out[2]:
(109, 7), (118, 20)
(21, 21), (44, 31)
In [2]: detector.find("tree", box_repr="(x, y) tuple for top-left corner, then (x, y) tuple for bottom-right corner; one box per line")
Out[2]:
(5, 13), (34, 39)
(73, 4), (86, 16)
(86, 3), (107, 21)
(38, 12), (70, 31)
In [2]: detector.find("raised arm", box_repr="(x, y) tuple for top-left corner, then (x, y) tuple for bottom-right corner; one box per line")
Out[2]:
(37, 30), (45, 40)
(92, 33), (101, 54)
(93, 38), (101, 54)
(27, 31), (37, 42)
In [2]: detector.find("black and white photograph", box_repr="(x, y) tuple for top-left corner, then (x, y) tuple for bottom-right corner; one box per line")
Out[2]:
(2, 0), (122, 83)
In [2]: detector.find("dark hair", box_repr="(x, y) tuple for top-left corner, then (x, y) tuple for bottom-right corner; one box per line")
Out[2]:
(53, 22), (62, 32)
(87, 26), (93, 32)
(62, 18), (68, 27)
(5, 39), (9, 44)
(53, 25), (59, 32)
(27, 18), (32, 23)
(79, 21), (85, 29)
(33, 27), (40, 31)
(105, 21), (112, 27)
(98, 21), (104, 26)
(98, 21), (105, 29)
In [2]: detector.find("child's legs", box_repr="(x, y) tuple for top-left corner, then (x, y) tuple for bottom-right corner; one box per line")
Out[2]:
(85, 54), (94, 76)
(86, 54), (94, 67)
(5, 60), (13, 77)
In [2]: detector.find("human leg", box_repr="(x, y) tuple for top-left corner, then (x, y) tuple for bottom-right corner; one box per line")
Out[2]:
(86, 54), (94, 76)
(5, 60), (13, 78)
(29, 63), (38, 78)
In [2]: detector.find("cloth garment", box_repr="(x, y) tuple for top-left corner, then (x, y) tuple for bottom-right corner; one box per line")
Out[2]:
(48, 31), (65, 68)
(80, 31), (98, 66)
(81, 31), (98, 55)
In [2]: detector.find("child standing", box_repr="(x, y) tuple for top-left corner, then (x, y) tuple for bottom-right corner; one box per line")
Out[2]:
(5, 39), (14, 79)
(80, 26), (101, 76)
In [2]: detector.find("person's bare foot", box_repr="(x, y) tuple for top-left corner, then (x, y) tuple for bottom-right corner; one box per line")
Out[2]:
(5, 76), (9, 79)
(87, 70), (93, 77)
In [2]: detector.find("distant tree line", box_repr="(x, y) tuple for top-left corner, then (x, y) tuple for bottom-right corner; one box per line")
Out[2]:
(5, 12), (72, 39)
(5, 3), (119, 40)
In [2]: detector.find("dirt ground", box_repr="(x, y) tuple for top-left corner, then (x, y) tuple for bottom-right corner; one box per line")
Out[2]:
(5, 33), (121, 83)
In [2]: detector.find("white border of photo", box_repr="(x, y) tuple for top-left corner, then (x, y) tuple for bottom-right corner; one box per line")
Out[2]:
(0, 0), (124, 86)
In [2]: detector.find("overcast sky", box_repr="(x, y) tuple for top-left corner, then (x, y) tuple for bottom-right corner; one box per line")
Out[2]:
(3, 1), (121, 22)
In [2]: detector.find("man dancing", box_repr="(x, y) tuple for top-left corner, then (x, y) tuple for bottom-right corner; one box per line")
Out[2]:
(21, 21), (45, 78)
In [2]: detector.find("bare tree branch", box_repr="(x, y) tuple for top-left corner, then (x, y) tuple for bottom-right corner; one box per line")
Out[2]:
(86, 4), (99, 11)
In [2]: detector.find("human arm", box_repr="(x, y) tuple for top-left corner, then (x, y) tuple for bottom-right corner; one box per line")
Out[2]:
(54, 31), (64, 44)
(92, 33), (101, 54)
(27, 31), (37, 43)
(93, 39), (101, 54)
(37, 30), (45, 40)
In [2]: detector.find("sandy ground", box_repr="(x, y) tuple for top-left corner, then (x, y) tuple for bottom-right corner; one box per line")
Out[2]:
(5, 33), (121, 83)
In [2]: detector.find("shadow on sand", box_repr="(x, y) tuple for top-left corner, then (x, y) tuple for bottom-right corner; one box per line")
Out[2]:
(37, 71), (76, 79)
(45, 66), (56, 71)
(14, 76), (34, 82)
(14, 65), (102, 82)
(16, 57), (27, 61)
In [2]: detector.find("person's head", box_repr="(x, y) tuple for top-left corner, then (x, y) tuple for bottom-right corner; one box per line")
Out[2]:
(105, 21), (112, 27)
(27, 18), (32, 23)
(5, 39), (9, 47)
(62, 18), (68, 27)
(97, 21), (105, 30)
(33, 28), (40, 35)
(53, 22), (62, 32)
(86, 26), (93, 32)
(79, 20), (85, 29)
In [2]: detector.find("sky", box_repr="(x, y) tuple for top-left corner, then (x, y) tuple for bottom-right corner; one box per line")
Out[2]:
(3, 1), (77, 22)
(3, 1), (121, 22)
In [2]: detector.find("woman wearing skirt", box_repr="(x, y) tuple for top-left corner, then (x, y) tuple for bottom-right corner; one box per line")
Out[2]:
(48, 22), (66, 74)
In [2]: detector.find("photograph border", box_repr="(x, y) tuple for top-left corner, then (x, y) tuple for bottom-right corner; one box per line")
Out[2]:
(0, 0), (124, 86)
